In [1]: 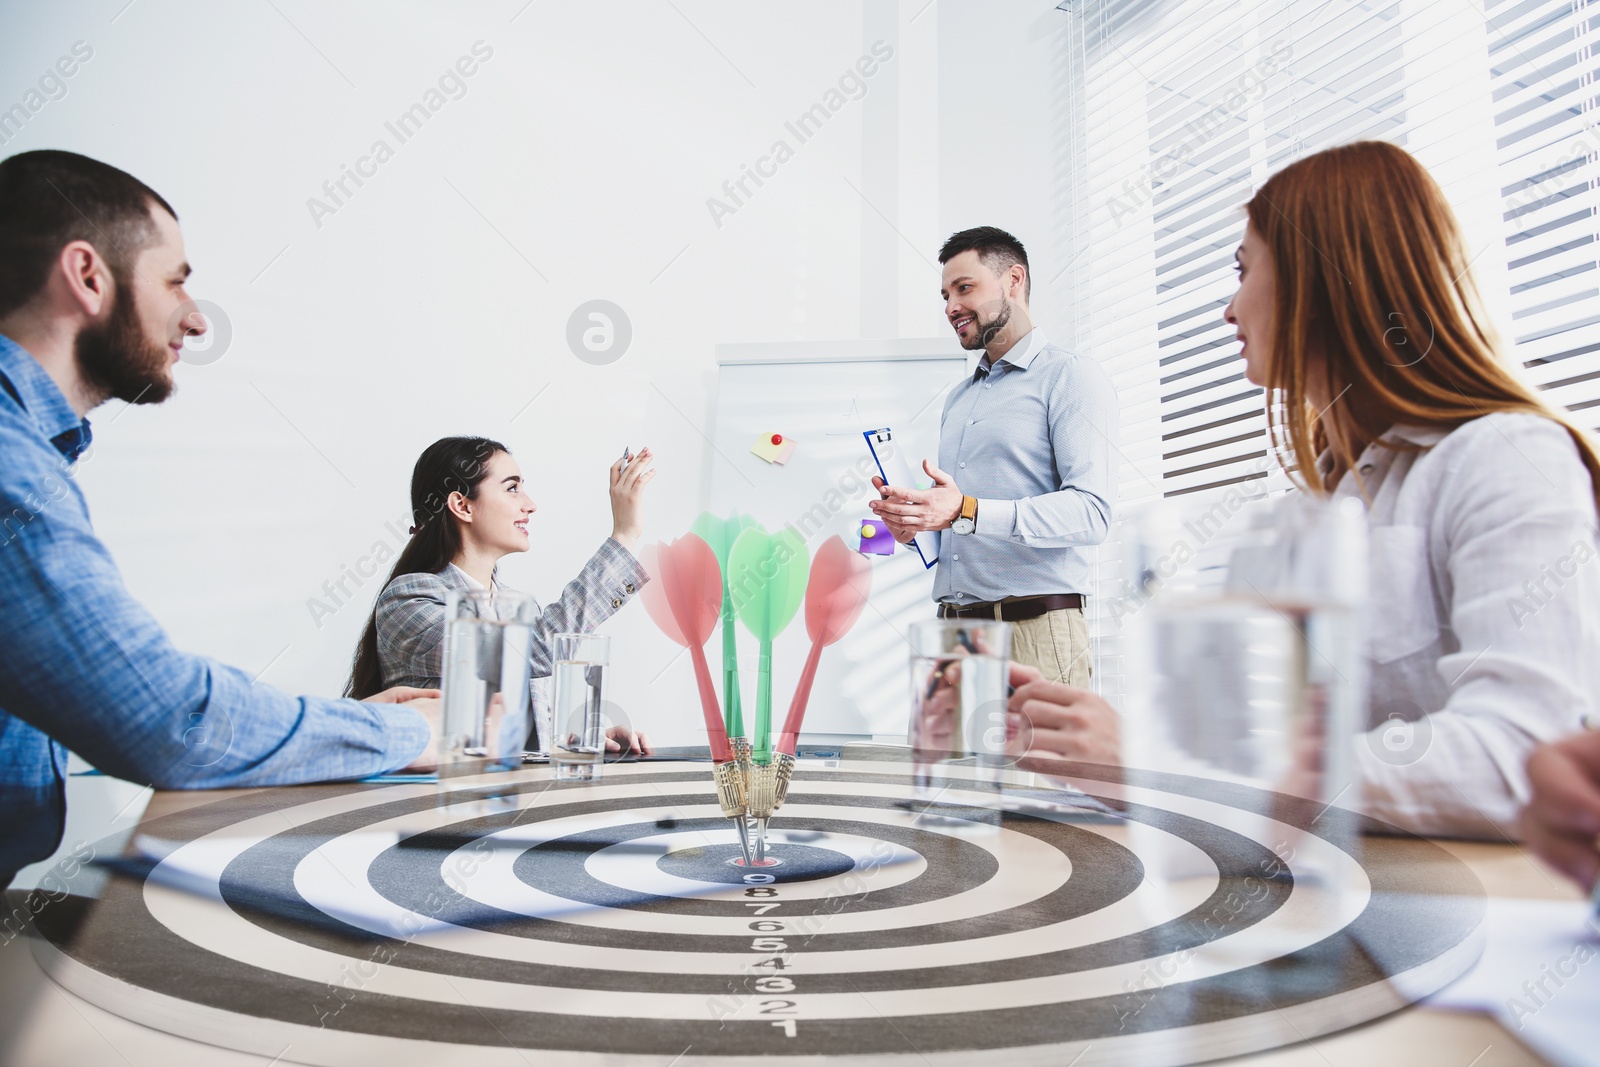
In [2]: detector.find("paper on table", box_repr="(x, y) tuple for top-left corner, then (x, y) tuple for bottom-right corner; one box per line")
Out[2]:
(1426, 896), (1600, 1067)
(862, 428), (937, 569)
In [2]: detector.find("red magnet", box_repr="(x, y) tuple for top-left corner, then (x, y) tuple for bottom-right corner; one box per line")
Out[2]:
(771, 434), (782, 445)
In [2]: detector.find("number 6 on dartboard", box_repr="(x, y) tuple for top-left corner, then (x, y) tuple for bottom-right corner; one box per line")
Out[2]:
(748, 920), (784, 932)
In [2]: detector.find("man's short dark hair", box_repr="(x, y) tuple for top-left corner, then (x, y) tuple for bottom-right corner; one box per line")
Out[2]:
(938, 226), (1030, 301)
(0, 150), (175, 318)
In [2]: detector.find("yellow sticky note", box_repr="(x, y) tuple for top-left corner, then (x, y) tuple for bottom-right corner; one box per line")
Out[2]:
(750, 433), (787, 463)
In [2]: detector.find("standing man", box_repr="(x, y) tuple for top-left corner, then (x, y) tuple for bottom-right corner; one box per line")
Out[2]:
(0, 150), (441, 889)
(871, 226), (1118, 687)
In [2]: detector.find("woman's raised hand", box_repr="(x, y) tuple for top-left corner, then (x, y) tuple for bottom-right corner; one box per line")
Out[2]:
(609, 447), (656, 549)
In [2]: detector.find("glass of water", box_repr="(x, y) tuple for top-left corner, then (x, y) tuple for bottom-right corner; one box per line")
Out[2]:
(1118, 493), (1368, 848)
(440, 590), (535, 774)
(907, 619), (1013, 793)
(551, 633), (609, 781)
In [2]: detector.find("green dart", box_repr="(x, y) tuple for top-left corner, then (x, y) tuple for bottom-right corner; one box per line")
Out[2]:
(727, 525), (809, 866)
(727, 525), (808, 766)
(691, 512), (760, 739)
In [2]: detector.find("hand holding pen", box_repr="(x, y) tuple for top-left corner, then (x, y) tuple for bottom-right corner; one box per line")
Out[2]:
(610, 445), (655, 549)
(1521, 730), (1600, 900)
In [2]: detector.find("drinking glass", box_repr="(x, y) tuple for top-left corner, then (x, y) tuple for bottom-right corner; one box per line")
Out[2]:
(1118, 492), (1368, 880)
(439, 589), (535, 774)
(551, 633), (609, 781)
(907, 619), (1013, 823)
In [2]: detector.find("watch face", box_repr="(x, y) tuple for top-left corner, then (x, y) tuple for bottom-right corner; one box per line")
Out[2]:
(952, 518), (975, 535)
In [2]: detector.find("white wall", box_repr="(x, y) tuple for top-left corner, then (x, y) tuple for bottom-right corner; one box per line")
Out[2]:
(2, 0), (1076, 883)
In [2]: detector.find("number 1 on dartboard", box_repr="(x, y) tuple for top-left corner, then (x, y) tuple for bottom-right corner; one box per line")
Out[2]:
(761, 1000), (797, 1038)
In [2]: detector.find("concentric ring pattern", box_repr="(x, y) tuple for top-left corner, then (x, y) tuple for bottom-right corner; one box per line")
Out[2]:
(34, 754), (1485, 1067)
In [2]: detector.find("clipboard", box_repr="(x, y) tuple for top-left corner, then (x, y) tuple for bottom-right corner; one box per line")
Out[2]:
(862, 427), (939, 569)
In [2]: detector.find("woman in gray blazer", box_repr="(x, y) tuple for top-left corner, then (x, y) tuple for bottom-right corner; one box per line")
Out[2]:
(346, 436), (655, 752)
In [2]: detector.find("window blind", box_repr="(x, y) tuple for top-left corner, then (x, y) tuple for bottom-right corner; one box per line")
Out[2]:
(1057, 0), (1598, 698)
(1489, 0), (1600, 424)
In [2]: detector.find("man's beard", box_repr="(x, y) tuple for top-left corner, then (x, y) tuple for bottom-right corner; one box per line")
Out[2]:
(75, 281), (173, 406)
(961, 298), (1013, 352)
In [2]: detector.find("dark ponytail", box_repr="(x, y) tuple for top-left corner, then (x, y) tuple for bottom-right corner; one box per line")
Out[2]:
(345, 435), (508, 698)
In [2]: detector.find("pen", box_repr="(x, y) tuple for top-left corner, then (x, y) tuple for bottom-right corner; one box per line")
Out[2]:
(924, 657), (954, 701)
(1590, 845), (1600, 917)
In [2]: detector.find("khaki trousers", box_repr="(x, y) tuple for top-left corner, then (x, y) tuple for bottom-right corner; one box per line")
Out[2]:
(1008, 607), (1092, 689)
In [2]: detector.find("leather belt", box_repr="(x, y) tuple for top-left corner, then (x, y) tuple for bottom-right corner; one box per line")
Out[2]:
(937, 594), (1084, 622)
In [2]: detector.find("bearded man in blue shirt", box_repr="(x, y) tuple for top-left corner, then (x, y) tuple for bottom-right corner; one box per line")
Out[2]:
(872, 227), (1119, 691)
(0, 150), (441, 889)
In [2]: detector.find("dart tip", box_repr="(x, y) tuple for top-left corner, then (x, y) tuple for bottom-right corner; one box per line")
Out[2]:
(753, 816), (770, 865)
(733, 817), (754, 866)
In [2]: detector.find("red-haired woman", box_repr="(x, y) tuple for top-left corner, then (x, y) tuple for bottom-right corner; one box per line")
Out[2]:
(1010, 141), (1600, 839)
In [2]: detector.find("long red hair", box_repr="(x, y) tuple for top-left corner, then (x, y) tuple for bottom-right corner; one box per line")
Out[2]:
(1246, 140), (1600, 502)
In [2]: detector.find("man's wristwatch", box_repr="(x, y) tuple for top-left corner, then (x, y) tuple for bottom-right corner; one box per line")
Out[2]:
(951, 495), (978, 536)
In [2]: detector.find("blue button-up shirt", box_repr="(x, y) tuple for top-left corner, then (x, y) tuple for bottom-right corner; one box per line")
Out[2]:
(933, 328), (1119, 604)
(0, 334), (429, 888)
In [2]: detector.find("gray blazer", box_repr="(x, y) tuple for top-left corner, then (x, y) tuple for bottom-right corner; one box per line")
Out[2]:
(374, 538), (649, 747)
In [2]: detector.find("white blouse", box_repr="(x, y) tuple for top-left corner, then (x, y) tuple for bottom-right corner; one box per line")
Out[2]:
(1337, 413), (1600, 838)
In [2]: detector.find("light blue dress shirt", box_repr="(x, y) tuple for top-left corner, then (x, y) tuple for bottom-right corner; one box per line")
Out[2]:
(0, 334), (430, 888)
(933, 328), (1119, 604)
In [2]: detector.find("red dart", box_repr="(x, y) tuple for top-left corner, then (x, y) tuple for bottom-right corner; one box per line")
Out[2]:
(778, 535), (871, 756)
(638, 544), (686, 645)
(650, 534), (734, 763)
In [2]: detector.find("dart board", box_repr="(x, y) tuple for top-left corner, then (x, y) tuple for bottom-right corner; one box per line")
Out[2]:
(33, 748), (1485, 1066)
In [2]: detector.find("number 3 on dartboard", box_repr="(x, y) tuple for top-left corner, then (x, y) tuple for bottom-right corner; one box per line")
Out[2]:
(754, 976), (795, 993)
